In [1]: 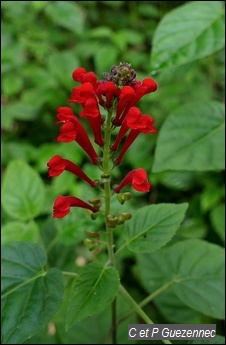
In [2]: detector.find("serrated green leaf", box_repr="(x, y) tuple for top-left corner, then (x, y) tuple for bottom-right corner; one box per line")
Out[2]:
(152, 102), (225, 172)
(150, 1), (225, 71)
(1, 242), (64, 344)
(137, 239), (225, 319)
(210, 204), (225, 242)
(123, 203), (188, 253)
(66, 263), (120, 329)
(2, 160), (45, 221)
(1, 221), (39, 245)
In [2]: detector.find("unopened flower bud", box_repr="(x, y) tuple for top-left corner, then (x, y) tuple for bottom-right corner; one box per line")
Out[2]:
(121, 212), (132, 220)
(86, 230), (100, 238)
(88, 198), (102, 208)
(84, 238), (93, 247)
(107, 215), (118, 224)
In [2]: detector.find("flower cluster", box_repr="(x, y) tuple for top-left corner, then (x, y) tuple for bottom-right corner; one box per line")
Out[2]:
(47, 62), (157, 219)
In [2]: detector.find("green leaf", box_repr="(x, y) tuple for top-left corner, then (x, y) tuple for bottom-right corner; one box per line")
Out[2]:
(210, 204), (225, 242)
(2, 73), (24, 96)
(200, 183), (224, 212)
(1, 221), (39, 245)
(1, 242), (64, 344)
(150, 1), (225, 71)
(47, 51), (80, 89)
(94, 45), (119, 75)
(137, 239), (225, 319)
(152, 102), (225, 172)
(2, 160), (45, 221)
(123, 203), (188, 253)
(45, 1), (85, 34)
(66, 262), (120, 329)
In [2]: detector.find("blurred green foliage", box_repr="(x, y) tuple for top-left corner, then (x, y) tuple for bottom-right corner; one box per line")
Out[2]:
(1, 1), (225, 344)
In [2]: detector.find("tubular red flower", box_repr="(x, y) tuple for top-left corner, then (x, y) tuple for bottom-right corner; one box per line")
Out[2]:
(47, 155), (97, 187)
(56, 106), (75, 124)
(114, 168), (151, 193)
(53, 195), (98, 218)
(68, 82), (96, 104)
(80, 98), (105, 146)
(96, 81), (121, 109)
(114, 115), (157, 165)
(113, 86), (136, 125)
(133, 77), (158, 102)
(111, 107), (156, 151)
(57, 121), (99, 164)
(56, 107), (99, 164)
(72, 67), (98, 89)
(114, 130), (140, 165)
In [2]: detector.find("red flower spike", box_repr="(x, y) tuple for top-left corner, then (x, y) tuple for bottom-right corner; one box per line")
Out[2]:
(53, 195), (98, 218)
(114, 168), (151, 193)
(96, 81), (121, 109)
(47, 155), (97, 188)
(68, 82), (96, 104)
(113, 86), (136, 125)
(72, 67), (98, 89)
(80, 98), (105, 146)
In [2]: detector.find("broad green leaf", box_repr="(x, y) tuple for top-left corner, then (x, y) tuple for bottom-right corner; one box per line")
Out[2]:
(200, 183), (224, 212)
(210, 204), (225, 242)
(66, 262), (120, 329)
(123, 203), (188, 253)
(1, 242), (64, 344)
(152, 102), (225, 172)
(2, 160), (45, 221)
(150, 1), (225, 71)
(137, 239), (225, 319)
(1, 221), (39, 245)
(45, 1), (85, 34)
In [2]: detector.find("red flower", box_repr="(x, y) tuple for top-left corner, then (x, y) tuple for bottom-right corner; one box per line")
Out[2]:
(114, 108), (157, 165)
(53, 195), (99, 218)
(113, 86), (136, 125)
(47, 155), (97, 187)
(111, 107), (142, 151)
(132, 77), (157, 102)
(111, 107), (156, 153)
(96, 81), (121, 109)
(56, 107), (99, 165)
(68, 82), (96, 104)
(114, 168), (151, 193)
(80, 98), (105, 146)
(72, 67), (98, 89)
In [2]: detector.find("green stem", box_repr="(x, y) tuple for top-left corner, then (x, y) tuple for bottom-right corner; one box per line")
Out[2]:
(117, 281), (173, 325)
(103, 108), (117, 343)
(119, 285), (172, 345)
(62, 271), (78, 278)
